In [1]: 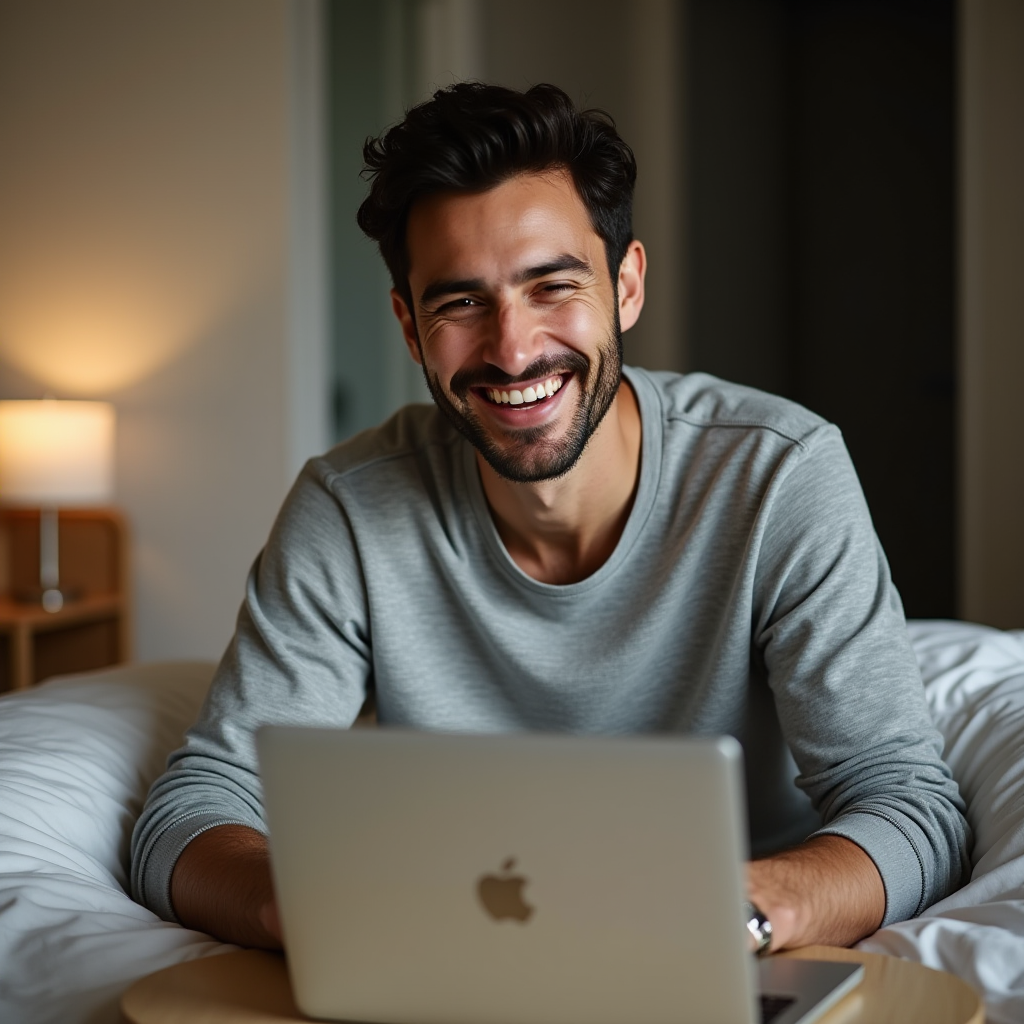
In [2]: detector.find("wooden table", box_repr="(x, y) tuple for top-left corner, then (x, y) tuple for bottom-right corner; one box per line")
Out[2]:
(781, 945), (983, 1024)
(121, 944), (983, 1024)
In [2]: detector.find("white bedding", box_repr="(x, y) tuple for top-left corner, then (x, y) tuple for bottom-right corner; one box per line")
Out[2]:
(1, 623), (1022, 1023)
(0, 663), (232, 1024)
(859, 620), (1024, 1022)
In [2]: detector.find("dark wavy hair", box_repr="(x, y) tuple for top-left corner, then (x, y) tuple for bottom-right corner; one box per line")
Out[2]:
(356, 82), (637, 311)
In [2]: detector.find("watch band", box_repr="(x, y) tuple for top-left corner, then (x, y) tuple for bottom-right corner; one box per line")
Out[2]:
(742, 901), (773, 955)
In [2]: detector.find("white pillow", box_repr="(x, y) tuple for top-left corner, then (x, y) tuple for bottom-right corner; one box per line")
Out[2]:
(0, 661), (213, 889)
(0, 662), (233, 1024)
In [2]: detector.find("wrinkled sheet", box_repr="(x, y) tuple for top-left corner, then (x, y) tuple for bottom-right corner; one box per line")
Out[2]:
(0, 663), (233, 1024)
(2, 625), (1023, 1023)
(859, 621), (1024, 1024)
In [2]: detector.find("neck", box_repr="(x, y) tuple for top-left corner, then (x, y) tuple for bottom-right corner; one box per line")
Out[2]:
(477, 378), (642, 585)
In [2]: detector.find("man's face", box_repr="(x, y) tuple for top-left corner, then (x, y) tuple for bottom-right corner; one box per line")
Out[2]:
(393, 171), (626, 483)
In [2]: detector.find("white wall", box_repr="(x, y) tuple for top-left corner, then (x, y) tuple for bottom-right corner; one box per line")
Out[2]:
(960, 0), (1024, 628)
(0, 0), (328, 660)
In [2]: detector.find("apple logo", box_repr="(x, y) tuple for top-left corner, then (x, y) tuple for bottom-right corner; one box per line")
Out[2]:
(476, 857), (535, 923)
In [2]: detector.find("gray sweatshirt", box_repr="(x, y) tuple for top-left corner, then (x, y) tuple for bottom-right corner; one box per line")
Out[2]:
(132, 367), (969, 926)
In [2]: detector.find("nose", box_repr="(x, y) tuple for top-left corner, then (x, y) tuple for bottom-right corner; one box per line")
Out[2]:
(481, 297), (545, 377)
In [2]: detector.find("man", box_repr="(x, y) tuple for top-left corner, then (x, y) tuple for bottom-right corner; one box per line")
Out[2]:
(132, 83), (968, 954)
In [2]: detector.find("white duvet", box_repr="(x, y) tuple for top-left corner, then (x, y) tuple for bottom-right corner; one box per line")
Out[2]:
(1, 623), (1022, 1023)
(858, 621), (1024, 1021)
(0, 663), (231, 1024)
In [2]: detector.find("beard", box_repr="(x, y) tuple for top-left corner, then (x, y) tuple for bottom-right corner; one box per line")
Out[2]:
(420, 313), (624, 484)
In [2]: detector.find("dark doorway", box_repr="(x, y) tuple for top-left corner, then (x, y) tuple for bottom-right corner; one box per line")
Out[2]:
(686, 0), (957, 618)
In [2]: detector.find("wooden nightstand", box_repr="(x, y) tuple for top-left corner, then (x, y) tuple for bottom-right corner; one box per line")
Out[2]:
(0, 508), (131, 691)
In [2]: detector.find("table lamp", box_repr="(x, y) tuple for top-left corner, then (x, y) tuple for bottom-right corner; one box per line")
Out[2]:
(0, 400), (116, 612)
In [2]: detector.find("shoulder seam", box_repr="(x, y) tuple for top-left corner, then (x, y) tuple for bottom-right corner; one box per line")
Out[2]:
(665, 412), (828, 450)
(315, 431), (463, 491)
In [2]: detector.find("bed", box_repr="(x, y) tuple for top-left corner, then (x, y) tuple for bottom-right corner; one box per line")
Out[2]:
(1, 621), (1022, 1024)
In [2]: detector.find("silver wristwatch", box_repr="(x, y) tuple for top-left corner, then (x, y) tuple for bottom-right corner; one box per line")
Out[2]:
(742, 901), (773, 955)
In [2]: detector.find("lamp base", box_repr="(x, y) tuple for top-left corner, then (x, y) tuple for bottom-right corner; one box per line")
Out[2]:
(13, 585), (82, 613)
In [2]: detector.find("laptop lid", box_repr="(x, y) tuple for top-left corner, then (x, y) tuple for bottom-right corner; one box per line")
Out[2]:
(258, 727), (761, 1024)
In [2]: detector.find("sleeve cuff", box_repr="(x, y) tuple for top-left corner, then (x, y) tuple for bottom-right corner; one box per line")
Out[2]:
(814, 810), (928, 926)
(134, 812), (266, 924)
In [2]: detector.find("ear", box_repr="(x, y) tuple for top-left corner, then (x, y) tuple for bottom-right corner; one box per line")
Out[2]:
(391, 289), (423, 365)
(617, 240), (646, 333)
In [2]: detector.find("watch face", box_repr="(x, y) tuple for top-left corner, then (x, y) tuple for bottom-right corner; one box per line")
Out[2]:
(743, 902), (772, 953)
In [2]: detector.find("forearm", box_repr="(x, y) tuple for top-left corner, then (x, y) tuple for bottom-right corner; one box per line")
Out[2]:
(746, 834), (885, 951)
(170, 824), (282, 949)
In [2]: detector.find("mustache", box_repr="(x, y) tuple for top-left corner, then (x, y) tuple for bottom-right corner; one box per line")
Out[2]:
(449, 352), (590, 399)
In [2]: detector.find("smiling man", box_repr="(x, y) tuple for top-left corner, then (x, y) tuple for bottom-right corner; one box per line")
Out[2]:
(394, 169), (644, 584)
(132, 83), (968, 956)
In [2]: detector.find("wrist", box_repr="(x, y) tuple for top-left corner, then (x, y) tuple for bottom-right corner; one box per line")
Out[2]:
(745, 834), (886, 950)
(746, 859), (804, 951)
(171, 824), (281, 949)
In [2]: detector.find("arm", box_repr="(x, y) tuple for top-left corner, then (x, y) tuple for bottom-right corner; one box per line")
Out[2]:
(747, 835), (885, 950)
(752, 425), (970, 937)
(131, 459), (372, 926)
(170, 824), (282, 948)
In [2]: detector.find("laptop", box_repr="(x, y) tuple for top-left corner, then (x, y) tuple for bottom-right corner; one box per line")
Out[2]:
(257, 727), (863, 1024)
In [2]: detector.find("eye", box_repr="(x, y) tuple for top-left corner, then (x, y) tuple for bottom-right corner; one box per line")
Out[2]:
(436, 296), (483, 317)
(536, 281), (577, 301)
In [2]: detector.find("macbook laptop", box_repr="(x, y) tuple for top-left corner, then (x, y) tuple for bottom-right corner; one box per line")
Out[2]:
(257, 727), (863, 1024)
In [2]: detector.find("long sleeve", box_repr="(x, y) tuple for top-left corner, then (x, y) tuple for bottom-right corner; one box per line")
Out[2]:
(752, 424), (970, 924)
(131, 458), (373, 921)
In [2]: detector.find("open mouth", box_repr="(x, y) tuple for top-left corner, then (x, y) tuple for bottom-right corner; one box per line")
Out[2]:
(477, 374), (566, 408)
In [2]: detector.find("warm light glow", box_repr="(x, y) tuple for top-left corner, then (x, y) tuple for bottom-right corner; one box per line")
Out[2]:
(0, 266), (266, 395)
(0, 303), (192, 395)
(0, 82), (284, 395)
(0, 400), (115, 506)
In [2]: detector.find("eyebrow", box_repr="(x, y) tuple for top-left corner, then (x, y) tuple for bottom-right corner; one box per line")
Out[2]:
(418, 254), (594, 308)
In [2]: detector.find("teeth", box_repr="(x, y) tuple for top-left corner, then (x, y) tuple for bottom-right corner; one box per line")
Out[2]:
(486, 377), (563, 406)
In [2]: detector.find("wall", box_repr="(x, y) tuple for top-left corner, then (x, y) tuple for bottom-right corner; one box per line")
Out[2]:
(3, 0), (1015, 658)
(960, 0), (1024, 628)
(329, 1), (437, 443)
(0, 0), (328, 660)
(683, 1), (959, 620)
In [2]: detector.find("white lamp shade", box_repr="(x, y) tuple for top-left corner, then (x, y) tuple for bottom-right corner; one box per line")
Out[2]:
(0, 400), (115, 506)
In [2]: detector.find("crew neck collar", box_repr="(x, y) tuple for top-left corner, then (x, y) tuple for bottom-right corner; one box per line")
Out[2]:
(462, 365), (664, 596)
